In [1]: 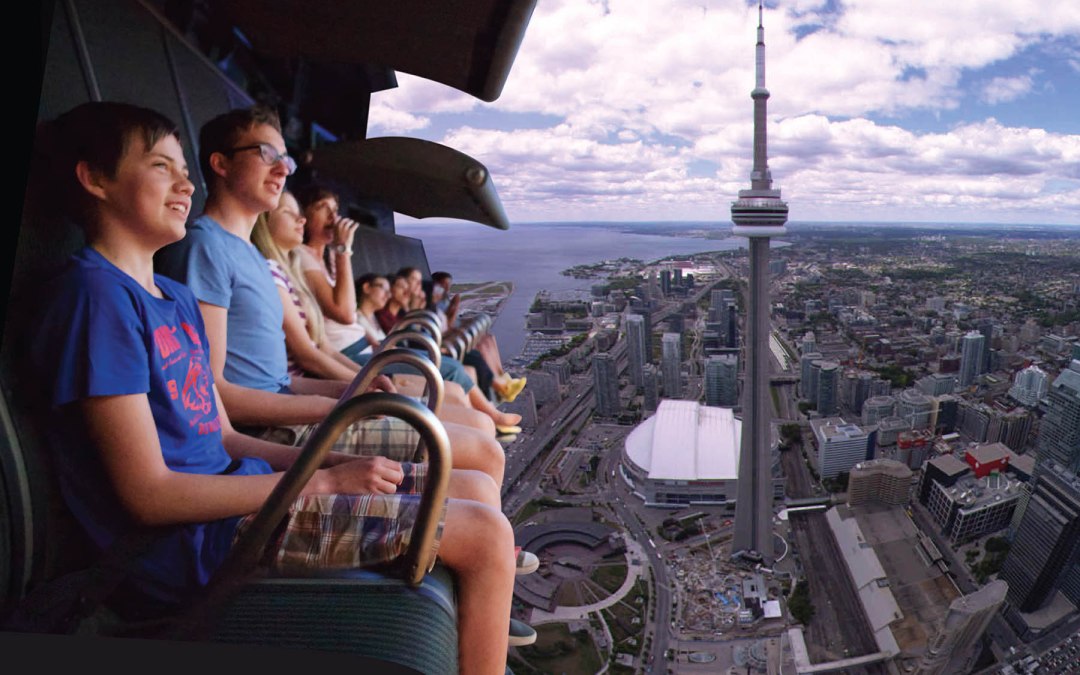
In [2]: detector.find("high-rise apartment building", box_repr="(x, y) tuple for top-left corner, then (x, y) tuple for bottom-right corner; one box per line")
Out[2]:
(661, 332), (682, 399)
(959, 330), (985, 387)
(705, 354), (739, 407)
(642, 364), (659, 416)
(816, 360), (840, 416)
(626, 313), (648, 388)
(592, 352), (621, 417)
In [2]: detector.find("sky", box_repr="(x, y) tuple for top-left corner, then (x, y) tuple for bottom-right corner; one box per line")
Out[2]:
(369, 0), (1080, 227)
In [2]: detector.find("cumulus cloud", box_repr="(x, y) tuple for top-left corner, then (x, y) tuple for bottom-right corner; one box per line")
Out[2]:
(365, 0), (1080, 224)
(979, 72), (1036, 104)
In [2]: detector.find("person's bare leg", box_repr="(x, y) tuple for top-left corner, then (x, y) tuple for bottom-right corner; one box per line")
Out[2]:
(438, 499), (514, 675)
(476, 335), (505, 377)
(392, 374), (470, 408)
(445, 421), (505, 486)
(445, 469), (500, 508)
(439, 402), (497, 436)
(466, 386), (522, 429)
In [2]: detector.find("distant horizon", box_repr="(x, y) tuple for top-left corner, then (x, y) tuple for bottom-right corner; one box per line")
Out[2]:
(398, 218), (1080, 230)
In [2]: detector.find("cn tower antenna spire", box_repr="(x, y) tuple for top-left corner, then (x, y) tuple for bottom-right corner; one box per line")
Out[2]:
(730, 0), (788, 567)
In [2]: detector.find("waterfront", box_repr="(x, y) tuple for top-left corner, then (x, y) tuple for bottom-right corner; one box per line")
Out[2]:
(395, 221), (749, 359)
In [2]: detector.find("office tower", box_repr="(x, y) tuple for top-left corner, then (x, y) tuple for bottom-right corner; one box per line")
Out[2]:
(731, 2), (787, 565)
(626, 313), (648, 387)
(913, 580), (1008, 675)
(630, 307), (653, 358)
(998, 462), (1080, 611)
(705, 354), (739, 407)
(592, 352), (620, 417)
(811, 418), (873, 479)
(959, 330), (985, 387)
(816, 360), (840, 416)
(661, 332), (682, 398)
(977, 318), (995, 373)
(642, 364), (659, 416)
(800, 331), (816, 355)
(1034, 364), (1080, 473)
(722, 299), (739, 348)
(800, 352), (823, 400)
(673, 268), (683, 286)
(660, 269), (672, 296)
(862, 395), (897, 426)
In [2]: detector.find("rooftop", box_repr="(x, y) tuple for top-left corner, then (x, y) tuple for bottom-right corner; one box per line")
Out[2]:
(624, 399), (741, 481)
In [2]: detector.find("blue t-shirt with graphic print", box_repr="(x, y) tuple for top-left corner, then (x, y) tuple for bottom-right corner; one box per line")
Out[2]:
(35, 247), (272, 605)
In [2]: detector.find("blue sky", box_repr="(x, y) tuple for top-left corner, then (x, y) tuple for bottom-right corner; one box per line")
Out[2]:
(371, 0), (1080, 226)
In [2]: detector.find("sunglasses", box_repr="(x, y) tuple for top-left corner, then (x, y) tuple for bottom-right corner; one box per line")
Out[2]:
(223, 143), (298, 175)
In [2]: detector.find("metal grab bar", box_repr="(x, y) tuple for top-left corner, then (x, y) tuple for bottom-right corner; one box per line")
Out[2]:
(338, 348), (445, 418)
(393, 315), (442, 346)
(380, 331), (442, 370)
(443, 332), (468, 361)
(175, 393), (452, 638)
(402, 309), (442, 327)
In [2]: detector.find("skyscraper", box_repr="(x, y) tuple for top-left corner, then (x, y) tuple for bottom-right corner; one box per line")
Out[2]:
(913, 580), (1008, 675)
(731, 2), (787, 565)
(998, 462), (1080, 612)
(959, 331), (985, 387)
(626, 313), (648, 387)
(592, 352), (620, 417)
(642, 364), (659, 416)
(661, 332), (682, 398)
(705, 354), (739, 407)
(816, 360), (840, 416)
(1035, 363), (1080, 473)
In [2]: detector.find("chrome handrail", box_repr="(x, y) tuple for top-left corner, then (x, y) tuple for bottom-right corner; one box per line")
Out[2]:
(176, 392), (452, 638)
(381, 331), (442, 370)
(340, 348), (444, 418)
(393, 315), (442, 346)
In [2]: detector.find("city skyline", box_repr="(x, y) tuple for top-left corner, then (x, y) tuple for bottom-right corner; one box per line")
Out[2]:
(376, 0), (1080, 226)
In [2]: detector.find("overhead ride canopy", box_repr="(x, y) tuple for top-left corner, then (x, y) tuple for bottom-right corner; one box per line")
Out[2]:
(312, 137), (510, 230)
(221, 0), (538, 102)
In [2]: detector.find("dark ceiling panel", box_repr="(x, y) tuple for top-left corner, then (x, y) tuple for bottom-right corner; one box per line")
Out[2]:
(223, 0), (536, 102)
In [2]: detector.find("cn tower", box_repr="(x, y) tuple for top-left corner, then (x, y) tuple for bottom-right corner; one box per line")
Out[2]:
(731, 1), (788, 565)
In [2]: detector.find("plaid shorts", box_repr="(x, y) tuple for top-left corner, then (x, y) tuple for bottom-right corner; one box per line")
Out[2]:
(233, 462), (446, 573)
(257, 415), (421, 463)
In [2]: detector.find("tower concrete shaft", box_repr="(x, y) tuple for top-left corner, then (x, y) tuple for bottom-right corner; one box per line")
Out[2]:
(730, 2), (787, 565)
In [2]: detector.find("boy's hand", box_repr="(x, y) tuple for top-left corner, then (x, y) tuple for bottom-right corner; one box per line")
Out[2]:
(322, 455), (404, 495)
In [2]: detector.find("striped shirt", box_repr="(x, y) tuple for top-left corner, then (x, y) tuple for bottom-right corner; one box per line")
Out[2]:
(266, 259), (312, 378)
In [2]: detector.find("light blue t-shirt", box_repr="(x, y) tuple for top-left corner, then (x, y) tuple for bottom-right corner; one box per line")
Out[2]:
(156, 214), (291, 393)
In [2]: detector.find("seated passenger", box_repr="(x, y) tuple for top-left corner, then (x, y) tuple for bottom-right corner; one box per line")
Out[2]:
(32, 101), (520, 673)
(400, 266), (429, 311)
(251, 192), (505, 436)
(291, 185), (522, 432)
(430, 270), (526, 403)
(155, 106), (506, 486)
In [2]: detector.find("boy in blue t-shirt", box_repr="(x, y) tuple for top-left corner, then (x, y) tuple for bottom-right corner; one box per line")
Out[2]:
(32, 102), (518, 674)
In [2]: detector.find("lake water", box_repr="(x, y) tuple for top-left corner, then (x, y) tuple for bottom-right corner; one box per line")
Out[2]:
(394, 221), (748, 360)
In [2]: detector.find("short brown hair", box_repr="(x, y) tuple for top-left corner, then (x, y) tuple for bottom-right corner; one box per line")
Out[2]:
(33, 101), (181, 225)
(198, 104), (282, 197)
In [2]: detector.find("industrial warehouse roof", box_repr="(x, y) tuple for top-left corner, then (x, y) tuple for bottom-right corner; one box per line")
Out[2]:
(624, 400), (741, 481)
